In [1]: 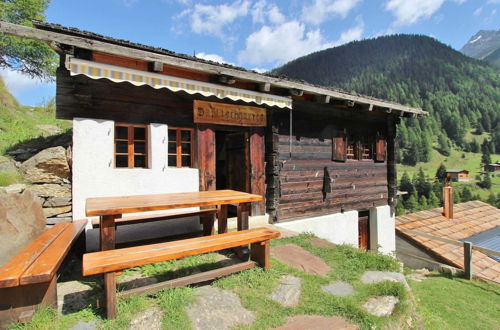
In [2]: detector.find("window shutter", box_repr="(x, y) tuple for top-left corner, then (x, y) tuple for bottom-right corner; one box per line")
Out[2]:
(332, 135), (346, 162)
(375, 137), (386, 162)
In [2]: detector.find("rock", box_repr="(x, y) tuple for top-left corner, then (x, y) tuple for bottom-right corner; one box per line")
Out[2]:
(269, 275), (302, 307)
(0, 156), (19, 172)
(7, 148), (38, 162)
(321, 281), (355, 297)
(37, 124), (62, 135)
(271, 244), (331, 276)
(360, 271), (409, 289)
(71, 321), (97, 330)
(416, 268), (431, 275)
(439, 265), (458, 275)
(0, 191), (46, 266)
(26, 183), (71, 198)
(308, 238), (336, 248)
(3, 184), (26, 194)
(186, 286), (254, 330)
(362, 296), (399, 317)
(43, 196), (72, 207)
(20, 146), (70, 184)
(128, 306), (163, 330)
(57, 212), (73, 218)
(407, 273), (427, 282)
(43, 205), (72, 218)
(276, 315), (359, 330)
(57, 281), (94, 314)
(46, 217), (72, 225)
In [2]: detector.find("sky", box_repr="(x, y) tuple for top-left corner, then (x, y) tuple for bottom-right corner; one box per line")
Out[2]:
(2, 0), (499, 106)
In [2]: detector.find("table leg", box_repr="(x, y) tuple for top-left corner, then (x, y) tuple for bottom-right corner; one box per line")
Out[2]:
(218, 204), (228, 234)
(100, 215), (118, 251)
(237, 203), (250, 231)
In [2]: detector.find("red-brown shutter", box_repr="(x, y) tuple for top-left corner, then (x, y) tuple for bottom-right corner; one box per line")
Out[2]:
(375, 137), (386, 162)
(332, 135), (346, 161)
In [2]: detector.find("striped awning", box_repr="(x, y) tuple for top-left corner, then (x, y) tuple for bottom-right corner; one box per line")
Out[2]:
(65, 56), (292, 109)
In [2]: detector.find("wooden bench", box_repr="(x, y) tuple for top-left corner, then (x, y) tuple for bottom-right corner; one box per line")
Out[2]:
(83, 227), (280, 318)
(91, 208), (218, 236)
(0, 220), (87, 326)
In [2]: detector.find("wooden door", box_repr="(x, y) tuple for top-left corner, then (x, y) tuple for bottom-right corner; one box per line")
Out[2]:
(225, 132), (250, 194)
(358, 215), (370, 251)
(250, 128), (265, 215)
(197, 125), (216, 191)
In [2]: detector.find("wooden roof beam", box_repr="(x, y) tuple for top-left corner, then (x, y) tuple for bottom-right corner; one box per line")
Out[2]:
(289, 89), (303, 97)
(314, 95), (330, 104)
(258, 82), (270, 92)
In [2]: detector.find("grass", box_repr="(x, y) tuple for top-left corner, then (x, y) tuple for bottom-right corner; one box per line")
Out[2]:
(0, 170), (23, 186)
(409, 274), (500, 330)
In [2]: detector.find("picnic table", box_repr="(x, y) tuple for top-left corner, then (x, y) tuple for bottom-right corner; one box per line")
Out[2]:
(85, 189), (263, 251)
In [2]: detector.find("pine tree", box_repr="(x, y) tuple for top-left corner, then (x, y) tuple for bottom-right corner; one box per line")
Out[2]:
(460, 186), (473, 202)
(486, 192), (496, 205)
(428, 191), (440, 208)
(435, 164), (447, 181)
(438, 134), (450, 156)
(399, 172), (414, 199)
(396, 199), (406, 216)
(404, 191), (419, 212)
(481, 144), (491, 166)
(419, 195), (428, 210)
(479, 174), (492, 189)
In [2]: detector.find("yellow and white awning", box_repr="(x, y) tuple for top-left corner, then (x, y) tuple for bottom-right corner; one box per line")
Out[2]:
(65, 56), (292, 109)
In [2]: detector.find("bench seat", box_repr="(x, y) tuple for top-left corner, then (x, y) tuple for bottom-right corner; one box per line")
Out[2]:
(0, 220), (86, 326)
(82, 227), (280, 318)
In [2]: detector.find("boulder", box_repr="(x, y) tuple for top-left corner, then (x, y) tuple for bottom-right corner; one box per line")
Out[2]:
(20, 146), (70, 184)
(46, 217), (72, 225)
(2, 184), (26, 194)
(26, 183), (71, 198)
(43, 205), (72, 218)
(43, 196), (72, 207)
(0, 156), (19, 172)
(0, 191), (46, 266)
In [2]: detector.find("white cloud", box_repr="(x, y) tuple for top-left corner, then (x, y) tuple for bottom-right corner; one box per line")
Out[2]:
(487, 0), (500, 3)
(251, 0), (285, 25)
(473, 7), (483, 16)
(0, 68), (52, 97)
(238, 21), (333, 66)
(301, 0), (362, 25)
(385, 0), (445, 26)
(179, 0), (250, 38)
(195, 52), (235, 65)
(332, 17), (364, 46)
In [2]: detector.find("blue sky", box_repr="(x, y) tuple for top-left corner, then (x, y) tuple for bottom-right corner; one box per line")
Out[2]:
(2, 0), (499, 106)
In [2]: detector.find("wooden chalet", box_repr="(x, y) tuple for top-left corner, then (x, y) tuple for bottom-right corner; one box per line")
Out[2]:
(446, 170), (470, 182)
(0, 21), (426, 254)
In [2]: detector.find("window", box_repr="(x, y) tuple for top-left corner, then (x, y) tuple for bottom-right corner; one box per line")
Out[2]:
(168, 127), (193, 167)
(114, 123), (148, 168)
(361, 139), (373, 160)
(333, 133), (379, 162)
(346, 139), (357, 160)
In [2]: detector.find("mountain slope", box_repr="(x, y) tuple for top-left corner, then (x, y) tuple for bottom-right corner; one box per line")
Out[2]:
(460, 29), (500, 59)
(272, 34), (500, 164)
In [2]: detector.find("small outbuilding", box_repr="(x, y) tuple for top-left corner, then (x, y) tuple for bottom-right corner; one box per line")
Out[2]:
(446, 169), (469, 182)
(484, 162), (500, 172)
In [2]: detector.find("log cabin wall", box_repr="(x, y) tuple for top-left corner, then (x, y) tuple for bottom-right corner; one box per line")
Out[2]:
(271, 100), (390, 222)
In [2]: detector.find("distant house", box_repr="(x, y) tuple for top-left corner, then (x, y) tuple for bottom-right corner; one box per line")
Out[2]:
(484, 162), (500, 172)
(446, 169), (469, 182)
(396, 200), (500, 283)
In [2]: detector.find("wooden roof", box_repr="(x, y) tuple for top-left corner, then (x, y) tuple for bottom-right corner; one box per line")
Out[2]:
(0, 20), (427, 117)
(396, 201), (500, 283)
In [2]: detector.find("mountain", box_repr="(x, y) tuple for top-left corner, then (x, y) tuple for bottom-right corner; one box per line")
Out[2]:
(272, 34), (500, 165)
(483, 46), (500, 68)
(460, 29), (500, 60)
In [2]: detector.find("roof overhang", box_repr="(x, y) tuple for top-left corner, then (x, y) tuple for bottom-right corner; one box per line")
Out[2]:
(0, 21), (427, 117)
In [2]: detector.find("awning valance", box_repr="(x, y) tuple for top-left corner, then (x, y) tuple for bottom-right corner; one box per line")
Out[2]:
(65, 56), (292, 109)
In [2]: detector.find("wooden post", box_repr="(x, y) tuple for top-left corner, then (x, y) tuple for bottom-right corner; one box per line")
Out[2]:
(463, 241), (472, 280)
(443, 186), (453, 219)
(237, 203), (250, 231)
(386, 116), (397, 216)
(217, 204), (228, 234)
(201, 213), (215, 236)
(104, 272), (117, 319)
(100, 215), (117, 251)
(250, 241), (270, 269)
(265, 109), (280, 223)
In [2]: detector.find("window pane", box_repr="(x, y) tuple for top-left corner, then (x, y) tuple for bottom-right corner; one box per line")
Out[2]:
(116, 141), (128, 154)
(134, 141), (146, 154)
(115, 126), (128, 139)
(116, 155), (128, 168)
(134, 127), (146, 140)
(168, 142), (176, 154)
(180, 130), (191, 142)
(168, 155), (177, 167)
(134, 155), (146, 168)
(168, 129), (177, 141)
(181, 155), (191, 167)
(181, 143), (190, 154)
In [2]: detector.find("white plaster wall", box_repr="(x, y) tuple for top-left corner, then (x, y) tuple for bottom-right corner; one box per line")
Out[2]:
(275, 211), (359, 247)
(369, 205), (396, 256)
(72, 118), (200, 236)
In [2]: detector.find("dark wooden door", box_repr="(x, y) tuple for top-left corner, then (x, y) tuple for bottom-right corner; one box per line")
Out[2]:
(225, 132), (250, 194)
(197, 125), (216, 191)
(358, 215), (370, 251)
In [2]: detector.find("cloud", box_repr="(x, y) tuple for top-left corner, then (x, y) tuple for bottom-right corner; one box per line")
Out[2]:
(0, 68), (52, 97)
(473, 7), (483, 16)
(301, 0), (362, 25)
(332, 17), (364, 46)
(251, 0), (285, 25)
(238, 21), (334, 66)
(178, 0), (250, 38)
(385, 0), (446, 26)
(195, 52), (235, 65)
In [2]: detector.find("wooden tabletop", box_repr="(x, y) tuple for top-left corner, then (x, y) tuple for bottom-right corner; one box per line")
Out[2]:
(86, 190), (263, 217)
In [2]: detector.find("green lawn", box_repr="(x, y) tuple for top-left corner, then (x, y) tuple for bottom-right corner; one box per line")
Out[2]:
(409, 275), (500, 330)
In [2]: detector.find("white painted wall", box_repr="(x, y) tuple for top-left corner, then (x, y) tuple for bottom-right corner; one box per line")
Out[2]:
(369, 205), (396, 256)
(275, 211), (359, 247)
(72, 118), (201, 241)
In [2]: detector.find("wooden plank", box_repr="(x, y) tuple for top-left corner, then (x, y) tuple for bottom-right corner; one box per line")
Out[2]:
(217, 204), (228, 234)
(100, 215), (117, 251)
(250, 127), (266, 215)
(86, 190), (262, 217)
(19, 220), (87, 285)
(0, 22), (426, 115)
(237, 203), (250, 231)
(0, 223), (69, 288)
(250, 241), (270, 269)
(396, 228), (463, 247)
(193, 100), (266, 127)
(197, 125), (216, 192)
(104, 273), (116, 319)
(82, 227), (280, 276)
(472, 245), (500, 257)
(119, 261), (256, 298)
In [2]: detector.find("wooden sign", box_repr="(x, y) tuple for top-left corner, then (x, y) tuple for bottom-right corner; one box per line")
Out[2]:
(194, 100), (266, 127)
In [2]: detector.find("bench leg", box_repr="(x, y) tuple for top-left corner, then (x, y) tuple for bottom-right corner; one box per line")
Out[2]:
(104, 273), (117, 319)
(251, 240), (270, 270)
(201, 213), (215, 236)
(100, 215), (118, 251)
(217, 204), (228, 234)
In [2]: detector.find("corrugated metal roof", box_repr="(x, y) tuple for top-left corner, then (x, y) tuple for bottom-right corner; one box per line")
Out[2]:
(464, 227), (500, 262)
